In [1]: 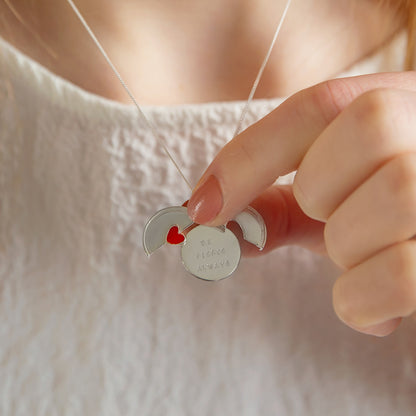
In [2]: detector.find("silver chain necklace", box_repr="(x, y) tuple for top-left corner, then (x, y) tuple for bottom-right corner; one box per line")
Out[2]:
(65, 0), (292, 281)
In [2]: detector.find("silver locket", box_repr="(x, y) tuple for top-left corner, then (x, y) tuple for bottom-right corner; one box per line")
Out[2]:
(143, 206), (267, 281)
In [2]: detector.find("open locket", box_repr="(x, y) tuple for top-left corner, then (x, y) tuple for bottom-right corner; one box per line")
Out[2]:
(143, 206), (267, 281)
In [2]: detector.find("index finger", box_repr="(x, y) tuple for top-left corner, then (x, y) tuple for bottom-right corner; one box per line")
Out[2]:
(187, 72), (416, 226)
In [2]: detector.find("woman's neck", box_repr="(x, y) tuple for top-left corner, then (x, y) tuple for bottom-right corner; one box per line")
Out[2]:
(0, 0), (403, 104)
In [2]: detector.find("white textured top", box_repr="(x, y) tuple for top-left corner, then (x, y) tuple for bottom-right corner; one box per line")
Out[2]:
(1, 33), (415, 416)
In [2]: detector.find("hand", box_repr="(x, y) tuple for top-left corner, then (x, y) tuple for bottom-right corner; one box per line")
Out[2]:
(187, 72), (416, 336)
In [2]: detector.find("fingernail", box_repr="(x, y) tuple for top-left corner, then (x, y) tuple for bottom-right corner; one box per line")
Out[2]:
(187, 175), (223, 224)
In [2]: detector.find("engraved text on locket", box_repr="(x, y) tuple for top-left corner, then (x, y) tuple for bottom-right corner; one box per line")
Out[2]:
(143, 206), (267, 281)
(181, 226), (241, 281)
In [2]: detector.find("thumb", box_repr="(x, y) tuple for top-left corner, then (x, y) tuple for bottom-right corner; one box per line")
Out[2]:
(231, 184), (326, 256)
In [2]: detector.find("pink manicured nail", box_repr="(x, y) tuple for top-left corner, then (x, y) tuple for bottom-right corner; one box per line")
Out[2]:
(187, 175), (223, 224)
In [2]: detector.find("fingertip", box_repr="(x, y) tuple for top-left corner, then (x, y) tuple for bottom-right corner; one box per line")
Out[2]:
(348, 318), (402, 337)
(187, 175), (224, 224)
(332, 279), (403, 336)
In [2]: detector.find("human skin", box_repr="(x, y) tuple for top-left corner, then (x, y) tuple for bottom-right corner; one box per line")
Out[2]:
(187, 72), (416, 337)
(0, 1), (412, 336)
(0, 0), (401, 103)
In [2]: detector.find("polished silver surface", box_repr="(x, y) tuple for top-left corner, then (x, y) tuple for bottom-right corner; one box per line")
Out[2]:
(143, 206), (193, 256)
(143, 205), (266, 280)
(181, 226), (241, 281)
(234, 206), (267, 250)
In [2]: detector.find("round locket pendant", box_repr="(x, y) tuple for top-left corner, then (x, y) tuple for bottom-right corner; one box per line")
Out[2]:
(143, 206), (266, 281)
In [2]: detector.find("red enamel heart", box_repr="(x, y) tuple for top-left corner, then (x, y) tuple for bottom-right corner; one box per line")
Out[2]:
(166, 226), (185, 245)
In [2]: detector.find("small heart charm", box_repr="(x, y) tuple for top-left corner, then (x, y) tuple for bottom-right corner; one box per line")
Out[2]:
(166, 226), (185, 245)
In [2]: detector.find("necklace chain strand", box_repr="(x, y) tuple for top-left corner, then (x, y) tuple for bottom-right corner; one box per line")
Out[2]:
(233, 0), (292, 138)
(65, 0), (193, 190)
(65, 0), (292, 190)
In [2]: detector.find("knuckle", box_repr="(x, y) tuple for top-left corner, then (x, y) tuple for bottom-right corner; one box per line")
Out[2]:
(231, 137), (260, 177)
(324, 219), (348, 269)
(350, 89), (404, 150)
(387, 154), (416, 210)
(388, 153), (416, 186)
(302, 78), (356, 125)
(332, 278), (357, 326)
(389, 242), (416, 314)
(292, 176), (325, 221)
(237, 139), (256, 166)
(233, 138), (277, 191)
(354, 89), (393, 122)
